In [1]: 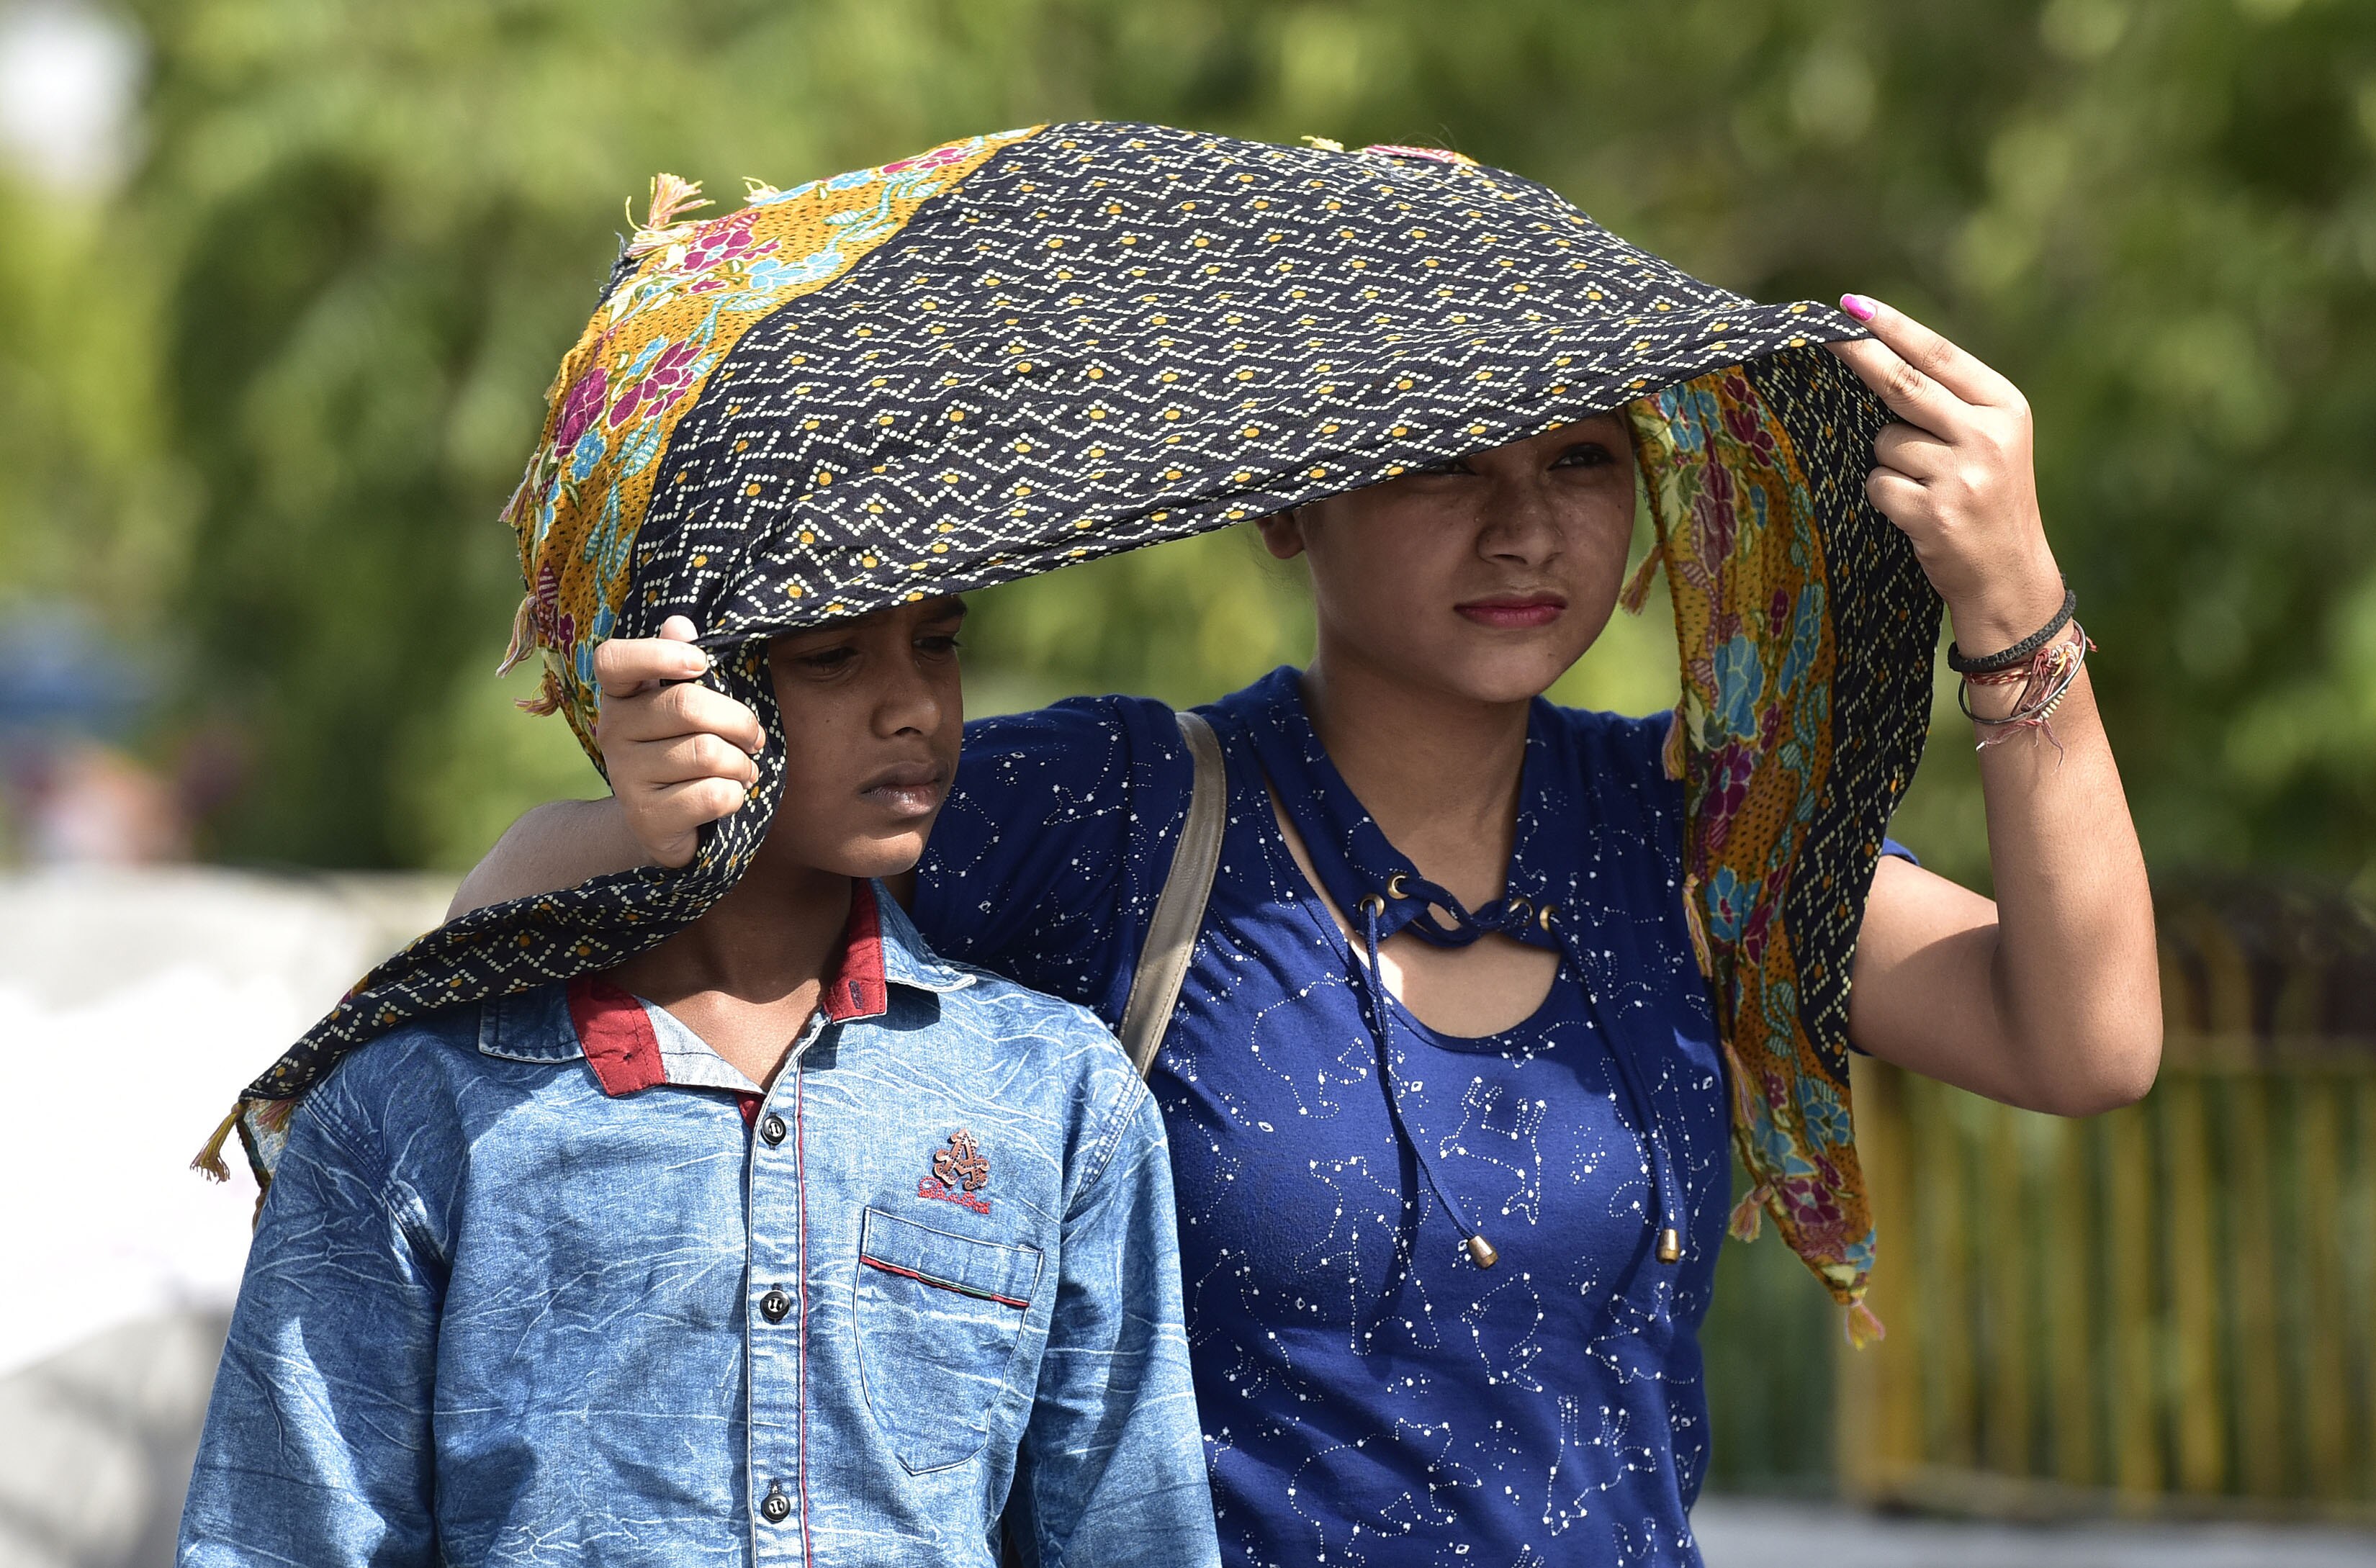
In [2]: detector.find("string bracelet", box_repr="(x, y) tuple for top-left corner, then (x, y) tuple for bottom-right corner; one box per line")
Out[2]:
(1958, 623), (2094, 755)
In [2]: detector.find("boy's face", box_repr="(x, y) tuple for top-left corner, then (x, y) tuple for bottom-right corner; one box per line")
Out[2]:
(757, 597), (966, 880)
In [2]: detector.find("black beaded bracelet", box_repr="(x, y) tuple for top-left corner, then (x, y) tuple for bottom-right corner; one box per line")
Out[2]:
(1946, 585), (2077, 675)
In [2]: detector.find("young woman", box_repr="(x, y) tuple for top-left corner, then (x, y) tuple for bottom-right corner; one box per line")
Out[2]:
(456, 294), (2159, 1566)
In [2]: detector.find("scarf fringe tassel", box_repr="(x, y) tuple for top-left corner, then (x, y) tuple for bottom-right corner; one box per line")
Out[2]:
(1727, 1184), (1773, 1242)
(1619, 548), (1664, 615)
(192, 1102), (246, 1183)
(624, 174), (711, 257)
(496, 590), (539, 677)
(515, 667), (569, 716)
(192, 1097), (297, 1185)
(1844, 1299), (1887, 1349)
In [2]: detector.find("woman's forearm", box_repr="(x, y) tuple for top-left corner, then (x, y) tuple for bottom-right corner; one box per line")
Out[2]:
(445, 798), (652, 922)
(1852, 663), (2161, 1115)
(1971, 667), (2161, 1109)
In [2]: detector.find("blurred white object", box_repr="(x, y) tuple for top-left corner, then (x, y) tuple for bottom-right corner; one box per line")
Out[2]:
(0, 0), (143, 192)
(0, 868), (444, 1567)
(0, 1312), (227, 1568)
(0, 868), (450, 1378)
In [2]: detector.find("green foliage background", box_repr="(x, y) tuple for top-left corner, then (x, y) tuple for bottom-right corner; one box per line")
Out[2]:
(7, 0), (2373, 886)
(6, 0), (2372, 1493)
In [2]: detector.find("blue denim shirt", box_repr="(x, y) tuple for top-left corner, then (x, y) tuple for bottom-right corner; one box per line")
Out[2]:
(179, 883), (1218, 1567)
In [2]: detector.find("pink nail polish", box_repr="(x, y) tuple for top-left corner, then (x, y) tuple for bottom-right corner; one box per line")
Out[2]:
(1840, 293), (1878, 322)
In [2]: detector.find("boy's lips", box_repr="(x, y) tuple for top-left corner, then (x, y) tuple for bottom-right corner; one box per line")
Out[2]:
(859, 761), (948, 818)
(1454, 594), (1567, 628)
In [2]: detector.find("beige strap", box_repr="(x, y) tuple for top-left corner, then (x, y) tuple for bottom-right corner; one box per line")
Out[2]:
(1118, 711), (1226, 1076)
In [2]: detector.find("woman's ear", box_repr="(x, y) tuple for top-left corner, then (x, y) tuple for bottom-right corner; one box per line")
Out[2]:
(1254, 508), (1310, 560)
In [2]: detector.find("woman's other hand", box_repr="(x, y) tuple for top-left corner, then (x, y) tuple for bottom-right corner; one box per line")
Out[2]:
(1827, 295), (2068, 657)
(441, 618), (763, 921)
(592, 616), (765, 868)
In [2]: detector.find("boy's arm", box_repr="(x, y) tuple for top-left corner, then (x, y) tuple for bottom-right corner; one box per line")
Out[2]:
(1010, 1088), (1220, 1568)
(179, 1096), (442, 1566)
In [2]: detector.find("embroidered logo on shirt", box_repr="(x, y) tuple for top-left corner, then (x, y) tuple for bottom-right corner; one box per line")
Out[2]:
(919, 1128), (991, 1215)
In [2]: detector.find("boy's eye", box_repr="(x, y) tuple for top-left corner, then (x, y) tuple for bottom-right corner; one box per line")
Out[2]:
(917, 634), (963, 657)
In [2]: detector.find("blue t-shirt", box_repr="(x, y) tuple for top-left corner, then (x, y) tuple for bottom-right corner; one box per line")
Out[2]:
(918, 672), (1738, 1567)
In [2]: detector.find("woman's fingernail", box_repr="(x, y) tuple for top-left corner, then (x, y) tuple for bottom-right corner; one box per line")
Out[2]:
(1840, 293), (1878, 322)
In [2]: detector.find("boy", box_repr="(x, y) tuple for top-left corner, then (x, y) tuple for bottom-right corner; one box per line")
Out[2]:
(179, 595), (1219, 1567)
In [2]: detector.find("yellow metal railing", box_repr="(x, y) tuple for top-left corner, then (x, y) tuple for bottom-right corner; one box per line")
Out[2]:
(1835, 884), (2376, 1526)
(1839, 1050), (2376, 1517)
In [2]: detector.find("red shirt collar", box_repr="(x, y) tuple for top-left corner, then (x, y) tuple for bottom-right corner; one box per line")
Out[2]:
(567, 878), (890, 1099)
(824, 878), (889, 1024)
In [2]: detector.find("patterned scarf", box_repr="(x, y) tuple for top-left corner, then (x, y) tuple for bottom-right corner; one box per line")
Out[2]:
(195, 122), (1935, 1326)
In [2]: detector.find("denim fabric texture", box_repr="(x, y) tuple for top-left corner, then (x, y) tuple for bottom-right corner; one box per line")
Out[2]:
(179, 886), (1218, 1568)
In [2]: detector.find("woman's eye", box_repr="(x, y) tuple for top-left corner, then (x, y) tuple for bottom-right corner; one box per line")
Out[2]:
(797, 647), (858, 672)
(917, 635), (963, 657)
(1409, 457), (1470, 477)
(1552, 443), (1613, 469)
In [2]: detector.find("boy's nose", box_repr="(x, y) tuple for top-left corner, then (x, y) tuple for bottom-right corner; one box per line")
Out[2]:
(877, 664), (950, 736)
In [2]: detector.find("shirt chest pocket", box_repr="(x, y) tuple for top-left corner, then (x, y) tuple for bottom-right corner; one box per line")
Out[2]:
(853, 1207), (1045, 1474)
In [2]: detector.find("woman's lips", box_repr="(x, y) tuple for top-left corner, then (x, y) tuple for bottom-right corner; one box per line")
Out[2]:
(1455, 595), (1567, 628)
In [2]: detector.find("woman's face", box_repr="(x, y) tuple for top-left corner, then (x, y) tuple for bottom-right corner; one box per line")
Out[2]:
(1257, 414), (1637, 706)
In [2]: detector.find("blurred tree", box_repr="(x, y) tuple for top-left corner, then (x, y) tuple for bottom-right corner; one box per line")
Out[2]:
(0, 172), (181, 632)
(6, 0), (2371, 889)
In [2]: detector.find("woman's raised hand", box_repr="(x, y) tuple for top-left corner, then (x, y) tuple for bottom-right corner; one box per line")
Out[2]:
(591, 616), (766, 868)
(1826, 295), (2068, 656)
(1829, 295), (2161, 1114)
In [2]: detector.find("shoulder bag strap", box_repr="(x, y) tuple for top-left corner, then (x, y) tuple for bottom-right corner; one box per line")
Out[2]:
(1117, 710), (1225, 1076)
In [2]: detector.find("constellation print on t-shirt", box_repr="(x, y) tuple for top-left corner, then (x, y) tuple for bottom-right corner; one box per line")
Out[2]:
(912, 685), (1737, 1568)
(1436, 1077), (1549, 1227)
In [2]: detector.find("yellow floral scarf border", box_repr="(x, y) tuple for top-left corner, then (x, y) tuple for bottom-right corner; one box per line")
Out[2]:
(496, 128), (1043, 762)
(1629, 369), (1880, 1330)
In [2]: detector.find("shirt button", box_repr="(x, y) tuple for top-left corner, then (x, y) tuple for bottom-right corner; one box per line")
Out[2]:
(760, 1289), (791, 1323)
(760, 1113), (788, 1145)
(760, 1482), (791, 1523)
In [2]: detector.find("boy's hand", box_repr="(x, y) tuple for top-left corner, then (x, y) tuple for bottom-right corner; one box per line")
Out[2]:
(593, 616), (765, 868)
